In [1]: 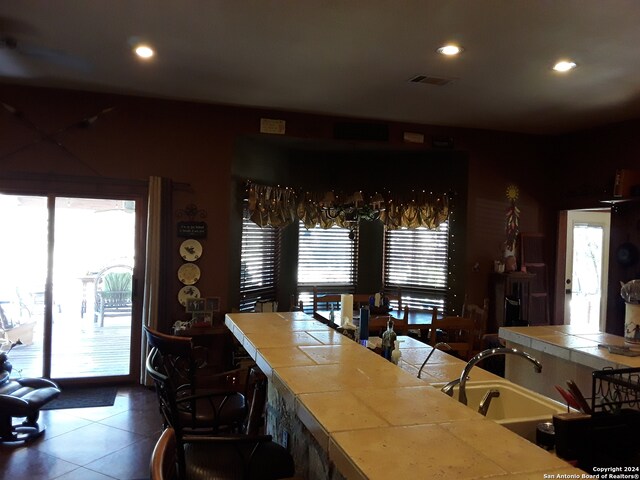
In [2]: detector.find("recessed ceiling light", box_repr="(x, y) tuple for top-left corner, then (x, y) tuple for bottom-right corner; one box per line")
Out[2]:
(437, 45), (463, 56)
(553, 60), (577, 72)
(134, 44), (155, 59)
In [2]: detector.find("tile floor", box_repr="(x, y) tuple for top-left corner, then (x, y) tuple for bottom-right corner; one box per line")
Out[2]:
(0, 385), (163, 480)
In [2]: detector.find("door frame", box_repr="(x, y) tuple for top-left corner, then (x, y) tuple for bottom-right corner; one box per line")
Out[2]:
(555, 208), (611, 329)
(0, 173), (148, 385)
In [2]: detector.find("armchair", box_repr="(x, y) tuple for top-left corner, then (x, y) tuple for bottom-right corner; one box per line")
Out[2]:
(0, 341), (60, 444)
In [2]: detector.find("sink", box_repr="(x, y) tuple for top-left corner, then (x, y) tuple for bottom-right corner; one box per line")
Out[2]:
(434, 380), (571, 442)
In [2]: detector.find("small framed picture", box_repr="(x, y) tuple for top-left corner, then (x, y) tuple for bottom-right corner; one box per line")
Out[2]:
(191, 312), (213, 326)
(204, 297), (220, 312)
(186, 298), (206, 313)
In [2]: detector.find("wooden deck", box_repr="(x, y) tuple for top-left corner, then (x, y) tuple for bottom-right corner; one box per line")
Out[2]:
(5, 315), (133, 380)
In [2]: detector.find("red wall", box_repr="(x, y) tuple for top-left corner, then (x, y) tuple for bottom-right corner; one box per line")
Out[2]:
(0, 83), (570, 321)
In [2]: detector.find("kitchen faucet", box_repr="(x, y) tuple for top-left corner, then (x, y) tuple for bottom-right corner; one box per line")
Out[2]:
(417, 342), (452, 379)
(457, 347), (542, 405)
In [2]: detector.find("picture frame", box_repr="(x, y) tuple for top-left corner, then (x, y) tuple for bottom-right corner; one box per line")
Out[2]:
(204, 297), (220, 312)
(185, 298), (206, 313)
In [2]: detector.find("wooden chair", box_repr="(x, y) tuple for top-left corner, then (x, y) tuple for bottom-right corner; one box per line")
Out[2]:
(289, 294), (304, 312)
(150, 427), (177, 480)
(383, 288), (403, 312)
(312, 287), (342, 320)
(428, 316), (475, 361)
(462, 298), (489, 355)
(368, 307), (409, 336)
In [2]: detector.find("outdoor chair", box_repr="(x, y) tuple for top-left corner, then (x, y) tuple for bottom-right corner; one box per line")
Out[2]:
(0, 303), (36, 346)
(94, 264), (133, 327)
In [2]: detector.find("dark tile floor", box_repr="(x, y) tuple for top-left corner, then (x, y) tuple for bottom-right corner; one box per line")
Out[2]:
(0, 385), (163, 480)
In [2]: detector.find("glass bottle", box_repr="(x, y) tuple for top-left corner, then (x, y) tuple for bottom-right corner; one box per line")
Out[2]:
(381, 318), (397, 361)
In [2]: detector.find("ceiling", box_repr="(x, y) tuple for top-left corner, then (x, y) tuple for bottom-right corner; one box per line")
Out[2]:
(2, 1), (640, 135)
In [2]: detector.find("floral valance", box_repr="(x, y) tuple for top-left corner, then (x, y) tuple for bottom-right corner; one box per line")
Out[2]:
(246, 181), (450, 230)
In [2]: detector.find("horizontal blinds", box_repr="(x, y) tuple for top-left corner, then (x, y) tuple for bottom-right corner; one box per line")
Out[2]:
(240, 218), (279, 312)
(384, 222), (449, 312)
(297, 223), (356, 310)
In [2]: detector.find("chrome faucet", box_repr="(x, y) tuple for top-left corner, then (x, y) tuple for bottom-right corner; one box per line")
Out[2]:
(457, 347), (542, 405)
(417, 342), (452, 379)
(441, 377), (465, 397)
(478, 389), (500, 416)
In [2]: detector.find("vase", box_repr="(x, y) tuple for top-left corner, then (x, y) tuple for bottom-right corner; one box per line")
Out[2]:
(624, 303), (640, 344)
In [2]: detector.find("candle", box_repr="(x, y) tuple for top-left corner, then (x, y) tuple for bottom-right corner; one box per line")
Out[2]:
(341, 294), (353, 326)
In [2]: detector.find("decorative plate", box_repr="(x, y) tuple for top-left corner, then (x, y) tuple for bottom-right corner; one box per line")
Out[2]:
(178, 263), (200, 285)
(178, 285), (201, 306)
(179, 239), (203, 262)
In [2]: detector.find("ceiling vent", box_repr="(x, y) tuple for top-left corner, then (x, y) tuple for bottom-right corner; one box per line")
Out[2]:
(409, 75), (456, 86)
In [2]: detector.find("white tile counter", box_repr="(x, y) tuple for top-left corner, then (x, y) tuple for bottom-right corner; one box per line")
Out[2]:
(500, 325), (640, 402)
(226, 312), (580, 480)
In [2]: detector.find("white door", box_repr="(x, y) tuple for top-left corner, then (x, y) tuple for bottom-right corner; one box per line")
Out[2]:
(564, 210), (610, 330)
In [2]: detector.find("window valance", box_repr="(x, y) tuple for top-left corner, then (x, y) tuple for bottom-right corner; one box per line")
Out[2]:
(246, 181), (449, 230)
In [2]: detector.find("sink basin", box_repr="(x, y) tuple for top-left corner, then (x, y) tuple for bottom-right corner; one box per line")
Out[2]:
(435, 380), (571, 442)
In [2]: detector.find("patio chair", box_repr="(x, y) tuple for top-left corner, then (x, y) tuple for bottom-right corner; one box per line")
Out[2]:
(94, 264), (133, 327)
(0, 303), (36, 346)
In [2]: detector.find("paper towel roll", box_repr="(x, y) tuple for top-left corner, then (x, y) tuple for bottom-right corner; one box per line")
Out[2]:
(341, 294), (353, 326)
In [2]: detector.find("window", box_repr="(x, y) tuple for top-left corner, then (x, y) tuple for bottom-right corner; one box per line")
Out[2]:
(239, 217), (279, 312)
(384, 222), (450, 312)
(297, 223), (357, 310)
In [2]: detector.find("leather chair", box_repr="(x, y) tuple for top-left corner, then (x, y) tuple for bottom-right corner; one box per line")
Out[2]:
(0, 346), (60, 444)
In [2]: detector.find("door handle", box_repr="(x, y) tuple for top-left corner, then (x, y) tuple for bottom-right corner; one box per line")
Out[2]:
(565, 289), (572, 294)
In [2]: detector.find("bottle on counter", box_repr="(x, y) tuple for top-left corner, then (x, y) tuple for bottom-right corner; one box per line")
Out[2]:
(391, 340), (402, 365)
(381, 318), (397, 361)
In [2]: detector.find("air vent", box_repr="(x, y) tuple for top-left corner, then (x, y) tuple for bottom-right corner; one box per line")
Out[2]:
(409, 75), (456, 86)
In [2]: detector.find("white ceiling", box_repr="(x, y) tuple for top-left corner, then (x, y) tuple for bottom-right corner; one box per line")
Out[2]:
(2, 1), (640, 135)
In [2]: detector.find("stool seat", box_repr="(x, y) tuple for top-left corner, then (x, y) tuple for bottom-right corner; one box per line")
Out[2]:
(0, 377), (60, 444)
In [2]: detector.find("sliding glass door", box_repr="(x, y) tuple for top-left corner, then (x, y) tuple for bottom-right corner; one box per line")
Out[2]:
(0, 193), (140, 382)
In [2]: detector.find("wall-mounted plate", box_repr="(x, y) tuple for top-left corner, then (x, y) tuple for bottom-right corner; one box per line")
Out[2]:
(178, 285), (201, 306)
(179, 239), (203, 261)
(178, 263), (200, 285)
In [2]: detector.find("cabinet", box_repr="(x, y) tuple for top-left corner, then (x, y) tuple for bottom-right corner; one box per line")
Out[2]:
(519, 233), (550, 325)
(489, 272), (535, 333)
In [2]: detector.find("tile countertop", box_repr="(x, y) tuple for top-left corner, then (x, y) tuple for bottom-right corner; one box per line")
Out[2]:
(226, 312), (581, 480)
(499, 325), (640, 370)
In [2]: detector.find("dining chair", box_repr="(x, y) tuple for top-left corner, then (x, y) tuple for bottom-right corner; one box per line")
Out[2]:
(462, 297), (489, 355)
(368, 307), (409, 336)
(150, 427), (177, 480)
(144, 325), (250, 435)
(383, 287), (403, 312)
(312, 287), (342, 320)
(146, 349), (295, 480)
(428, 315), (475, 361)
(289, 294), (304, 312)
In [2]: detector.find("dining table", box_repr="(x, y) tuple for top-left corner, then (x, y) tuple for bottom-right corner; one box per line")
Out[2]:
(314, 308), (438, 339)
